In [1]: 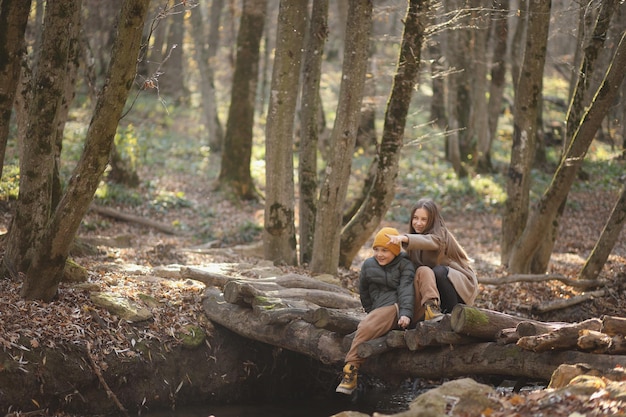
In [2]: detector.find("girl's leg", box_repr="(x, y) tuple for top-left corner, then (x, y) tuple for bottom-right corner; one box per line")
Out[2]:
(433, 265), (464, 313)
(413, 266), (440, 320)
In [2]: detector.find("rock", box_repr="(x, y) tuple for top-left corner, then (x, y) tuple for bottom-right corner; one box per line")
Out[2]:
(152, 264), (185, 278)
(178, 324), (206, 349)
(384, 378), (502, 417)
(90, 292), (153, 322)
(62, 258), (89, 283)
(138, 293), (161, 308)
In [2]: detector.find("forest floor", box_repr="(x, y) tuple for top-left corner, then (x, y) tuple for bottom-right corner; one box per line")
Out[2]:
(1, 165), (626, 416)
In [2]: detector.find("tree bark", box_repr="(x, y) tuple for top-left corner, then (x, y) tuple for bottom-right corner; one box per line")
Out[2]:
(217, 0), (266, 200)
(263, 0), (307, 266)
(190, 0), (224, 152)
(310, 0), (372, 273)
(4, 0), (80, 278)
(481, 0), (508, 174)
(470, 0), (490, 172)
(508, 31), (626, 273)
(579, 182), (626, 281)
(501, 0), (551, 270)
(298, 0), (328, 266)
(338, 0), (426, 268)
(0, 0), (32, 177)
(531, 0), (622, 275)
(16, 0), (152, 300)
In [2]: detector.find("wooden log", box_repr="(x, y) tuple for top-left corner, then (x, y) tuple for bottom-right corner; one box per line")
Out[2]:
(356, 331), (409, 359)
(608, 335), (626, 354)
(516, 320), (568, 336)
(181, 267), (236, 287)
(602, 315), (626, 336)
(516, 318), (603, 352)
(451, 305), (539, 340)
(90, 204), (180, 235)
(385, 330), (408, 348)
(365, 342), (626, 382)
(181, 267), (352, 293)
(478, 273), (602, 290)
(357, 336), (393, 359)
(202, 287), (346, 364)
(404, 316), (478, 350)
(533, 290), (605, 313)
(308, 307), (364, 334)
(577, 329), (612, 353)
(256, 307), (311, 325)
(223, 280), (361, 309)
(496, 328), (520, 345)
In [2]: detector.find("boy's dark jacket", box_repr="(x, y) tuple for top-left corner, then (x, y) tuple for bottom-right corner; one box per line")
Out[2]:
(359, 252), (415, 320)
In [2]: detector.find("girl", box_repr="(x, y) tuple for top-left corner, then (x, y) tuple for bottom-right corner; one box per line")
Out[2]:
(387, 198), (479, 321)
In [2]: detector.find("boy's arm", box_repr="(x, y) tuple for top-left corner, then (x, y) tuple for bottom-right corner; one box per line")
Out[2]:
(359, 267), (373, 313)
(397, 260), (415, 319)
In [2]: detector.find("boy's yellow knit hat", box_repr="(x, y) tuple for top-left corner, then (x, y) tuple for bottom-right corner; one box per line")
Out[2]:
(373, 227), (401, 256)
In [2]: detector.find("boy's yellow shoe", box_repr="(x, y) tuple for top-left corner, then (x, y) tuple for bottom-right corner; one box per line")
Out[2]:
(336, 363), (358, 395)
(424, 300), (443, 321)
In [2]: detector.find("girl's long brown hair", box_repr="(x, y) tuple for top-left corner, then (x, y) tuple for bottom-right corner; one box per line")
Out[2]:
(408, 198), (471, 267)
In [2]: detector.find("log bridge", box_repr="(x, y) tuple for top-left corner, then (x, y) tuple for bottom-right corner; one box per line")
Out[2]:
(184, 267), (626, 383)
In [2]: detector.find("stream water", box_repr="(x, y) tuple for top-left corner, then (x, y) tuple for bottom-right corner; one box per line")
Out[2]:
(140, 378), (433, 417)
(140, 377), (547, 417)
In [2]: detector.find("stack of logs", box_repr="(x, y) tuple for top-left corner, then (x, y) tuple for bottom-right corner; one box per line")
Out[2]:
(189, 267), (626, 381)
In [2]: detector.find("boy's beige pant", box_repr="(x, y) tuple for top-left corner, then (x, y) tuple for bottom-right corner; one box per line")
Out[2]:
(413, 265), (439, 320)
(345, 304), (398, 367)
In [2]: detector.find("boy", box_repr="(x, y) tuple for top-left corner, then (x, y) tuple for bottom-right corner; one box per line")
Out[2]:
(336, 227), (415, 395)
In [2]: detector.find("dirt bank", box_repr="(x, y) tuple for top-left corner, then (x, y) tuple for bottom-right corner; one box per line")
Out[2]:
(1, 320), (335, 416)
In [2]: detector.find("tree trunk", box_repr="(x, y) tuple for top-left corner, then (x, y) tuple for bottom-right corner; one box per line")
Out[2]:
(528, 0), (623, 274)
(15, 0), (152, 301)
(52, 9), (82, 208)
(310, 0), (372, 274)
(263, 0), (307, 266)
(508, 31), (626, 274)
(190, 0), (224, 152)
(470, 0), (490, 173)
(428, 28), (447, 130)
(442, 0), (465, 177)
(3, 0), (80, 277)
(217, 0), (266, 200)
(579, 183), (626, 281)
(338, 0), (426, 269)
(298, 0), (328, 266)
(107, 143), (140, 187)
(481, 0), (508, 174)
(501, 0), (551, 269)
(452, 2), (472, 171)
(0, 0), (32, 177)
(158, 3), (186, 102)
(510, 0), (526, 93)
